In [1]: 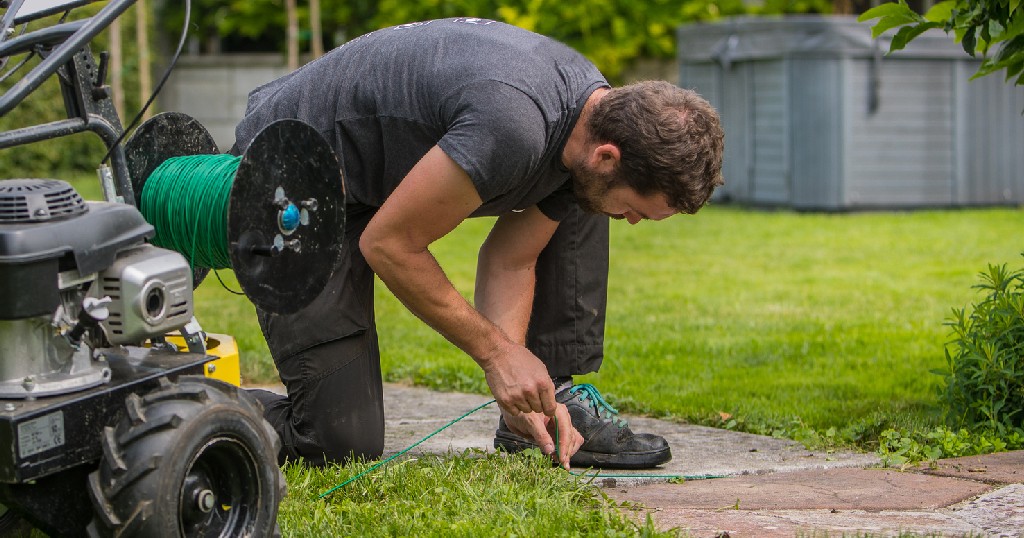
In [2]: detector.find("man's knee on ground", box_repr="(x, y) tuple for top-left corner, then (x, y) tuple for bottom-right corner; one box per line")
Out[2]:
(308, 425), (385, 466)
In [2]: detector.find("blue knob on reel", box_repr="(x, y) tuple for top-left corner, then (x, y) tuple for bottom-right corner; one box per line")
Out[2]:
(279, 203), (301, 234)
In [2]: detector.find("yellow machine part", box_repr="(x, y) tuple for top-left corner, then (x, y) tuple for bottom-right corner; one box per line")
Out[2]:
(165, 333), (242, 387)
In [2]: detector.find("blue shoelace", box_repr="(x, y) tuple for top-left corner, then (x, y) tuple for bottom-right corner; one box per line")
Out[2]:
(566, 384), (627, 428)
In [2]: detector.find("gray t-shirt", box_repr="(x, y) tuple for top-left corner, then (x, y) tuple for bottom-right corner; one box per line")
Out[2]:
(233, 18), (608, 221)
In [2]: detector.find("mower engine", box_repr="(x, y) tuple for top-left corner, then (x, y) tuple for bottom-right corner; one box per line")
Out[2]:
(0, 178), (193, 399)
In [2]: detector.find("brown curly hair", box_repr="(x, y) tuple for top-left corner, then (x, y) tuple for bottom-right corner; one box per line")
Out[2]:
(588, 81), (724, 214)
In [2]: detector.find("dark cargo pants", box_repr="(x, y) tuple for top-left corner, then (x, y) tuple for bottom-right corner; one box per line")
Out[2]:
(249, 203), (609, 465)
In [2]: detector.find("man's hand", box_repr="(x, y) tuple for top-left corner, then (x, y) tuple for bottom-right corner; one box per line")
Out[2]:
(481, 342), (558, 416)
(502, 405), (584, 469)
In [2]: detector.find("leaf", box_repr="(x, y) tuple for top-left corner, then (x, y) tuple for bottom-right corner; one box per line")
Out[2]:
(858, 1), (918, 23)
(924, 1), (954, 24)
(891, 22), (940, 51)
(993, 35), (1024, 66)
(963, 27), (978, 56)
(988, 19), (1007, 43)
(875, 14), (929, 39)
(859, 2), (928, 39)
(1003, 14), (1024, 46)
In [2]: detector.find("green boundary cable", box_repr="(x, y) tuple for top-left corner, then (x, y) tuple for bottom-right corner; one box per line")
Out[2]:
(319, 400), (725, 499)
(319, 400), (496, 499)
(140, 154), (241, 269)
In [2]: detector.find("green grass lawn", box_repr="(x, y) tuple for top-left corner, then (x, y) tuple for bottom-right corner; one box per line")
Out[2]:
(280, 450), (666, 537)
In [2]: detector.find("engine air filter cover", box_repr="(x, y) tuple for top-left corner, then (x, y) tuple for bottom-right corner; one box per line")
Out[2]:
(0, 179), (154, 320)
(0, 178), (87, 223)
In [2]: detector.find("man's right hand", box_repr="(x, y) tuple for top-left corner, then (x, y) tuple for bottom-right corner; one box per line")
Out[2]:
(501, 405), (584, 469)
(481, 342), (558, 417)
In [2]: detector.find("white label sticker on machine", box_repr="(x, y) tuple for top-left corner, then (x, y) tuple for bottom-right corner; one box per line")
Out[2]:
(18, 411), (65, 458)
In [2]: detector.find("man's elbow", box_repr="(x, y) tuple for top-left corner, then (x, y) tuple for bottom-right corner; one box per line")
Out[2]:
(358, 231), (386, 270)
(359, 228), (427, 272)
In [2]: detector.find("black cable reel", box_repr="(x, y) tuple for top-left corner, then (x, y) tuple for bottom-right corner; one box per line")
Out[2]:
(124, 112), (346, 315)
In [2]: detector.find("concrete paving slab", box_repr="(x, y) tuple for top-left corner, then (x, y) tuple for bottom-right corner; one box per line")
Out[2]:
(619, 507), (988, 538)
(626, 415), (880, 481)
(378, 384), (879, 485)
(949, 484), (1024, 538)
(919, 451), (1024, 485)
(607, 460), (1024, 537)
(257, 382), (878, 485)
(605, 469), (991, 511)
(382, 384), (500, 458)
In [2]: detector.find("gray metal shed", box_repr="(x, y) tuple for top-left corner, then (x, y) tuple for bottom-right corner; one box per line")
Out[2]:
(677, 16), (1024, 210)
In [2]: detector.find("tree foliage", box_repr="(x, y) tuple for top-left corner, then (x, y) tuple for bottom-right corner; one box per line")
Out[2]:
(159, 0), (832, 81)
(859, 0), (1024, 85)
(4, 0), (837, 177)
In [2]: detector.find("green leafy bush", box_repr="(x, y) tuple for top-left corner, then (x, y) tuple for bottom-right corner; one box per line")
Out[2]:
(875, 255), (1024, 467)
(942, 257), (1024, 430)
(859, 0), (1024, 85)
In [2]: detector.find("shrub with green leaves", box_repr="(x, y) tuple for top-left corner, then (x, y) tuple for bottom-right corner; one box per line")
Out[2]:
(859, 0), (1024, 85)
(877, 254), (1024, 468)
(941, 256), (1024, 430)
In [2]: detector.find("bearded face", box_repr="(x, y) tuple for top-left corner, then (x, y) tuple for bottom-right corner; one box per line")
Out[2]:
(569, 157), (619, 215)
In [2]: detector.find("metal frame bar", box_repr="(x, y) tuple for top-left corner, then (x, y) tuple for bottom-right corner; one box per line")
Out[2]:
(0, 0), (135, 115)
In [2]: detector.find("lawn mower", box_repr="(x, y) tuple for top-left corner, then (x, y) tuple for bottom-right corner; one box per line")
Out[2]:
(0, 0), (345, 535)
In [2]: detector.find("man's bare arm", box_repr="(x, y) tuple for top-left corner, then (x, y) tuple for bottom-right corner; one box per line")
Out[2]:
(359, 145), (558, 417)
(475, 207), (559, 344)
(475, 207), (585, 467)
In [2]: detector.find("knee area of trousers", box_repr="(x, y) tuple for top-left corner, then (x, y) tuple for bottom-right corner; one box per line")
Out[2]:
(316, 428), (384, 464)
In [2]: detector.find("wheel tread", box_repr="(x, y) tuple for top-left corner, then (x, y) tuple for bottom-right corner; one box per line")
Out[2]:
(106, 454), (161, 498)
(142, 384), (210, 406)
(100, 426), (128, 474)
(87, 471), (121, 527)
(125, 393), (146, 426)
(111, 501), (150, 538)
(118, 412), (182, 446)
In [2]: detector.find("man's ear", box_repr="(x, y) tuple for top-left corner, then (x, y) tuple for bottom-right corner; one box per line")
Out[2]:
(590, 143), (621, 173)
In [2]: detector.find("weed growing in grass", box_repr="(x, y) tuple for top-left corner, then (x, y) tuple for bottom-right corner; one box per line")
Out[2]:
(876, 255), (1024, 467)
(279, 449), (673, 537)
(942, 257), (1024, 431)
(877, 425), (1024, 468)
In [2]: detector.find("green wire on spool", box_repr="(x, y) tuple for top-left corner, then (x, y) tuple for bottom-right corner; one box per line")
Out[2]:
(140, 154), (241, 270)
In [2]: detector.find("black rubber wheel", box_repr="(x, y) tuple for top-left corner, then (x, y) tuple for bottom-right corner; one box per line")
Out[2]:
(0, 504), (33, 537)
(86, 376), (285, 537)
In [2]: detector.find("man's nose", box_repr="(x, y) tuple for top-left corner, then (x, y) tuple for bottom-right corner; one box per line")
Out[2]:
(625, 211), (642, 225)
